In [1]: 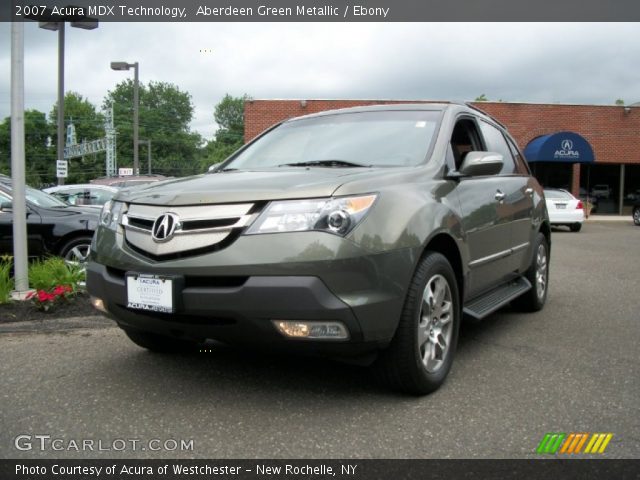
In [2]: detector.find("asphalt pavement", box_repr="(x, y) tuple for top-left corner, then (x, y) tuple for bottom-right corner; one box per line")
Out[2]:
(1, 221), (638, 459)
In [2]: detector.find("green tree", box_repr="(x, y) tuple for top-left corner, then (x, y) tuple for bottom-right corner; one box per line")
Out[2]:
(615, 99), (625, 106)
(199, 94), (250, 170)
(213, 93), (249, 146)
(475, 94), (488, 102)
(0, 110), (55, 186)
(49, 92), (106, 183)
(103, 80), (202, 177)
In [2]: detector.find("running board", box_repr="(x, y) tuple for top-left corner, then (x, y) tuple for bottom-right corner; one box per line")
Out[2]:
(463, 277), (532, 321)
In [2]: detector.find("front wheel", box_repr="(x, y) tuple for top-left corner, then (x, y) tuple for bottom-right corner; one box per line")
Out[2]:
(633, 207), (640, 226)
(59, 235), (93, 265)
(375, 252), (460, 395)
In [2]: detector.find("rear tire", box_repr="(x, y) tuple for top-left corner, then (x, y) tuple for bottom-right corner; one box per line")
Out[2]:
(122, 328), (197, 353)
(512, 233), (549, 312)
(375, 252), (460, 395)
(570, 223), (582, 232)
(633, 207), (640, 226)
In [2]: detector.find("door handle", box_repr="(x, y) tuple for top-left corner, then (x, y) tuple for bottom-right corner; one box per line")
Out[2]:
(495, 190), (506, 201)
(525, 187), (534, 196)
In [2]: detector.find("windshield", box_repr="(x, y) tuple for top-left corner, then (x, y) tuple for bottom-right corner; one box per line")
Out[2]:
(224, 110), (441, 170)
(25, 186), (69, 208)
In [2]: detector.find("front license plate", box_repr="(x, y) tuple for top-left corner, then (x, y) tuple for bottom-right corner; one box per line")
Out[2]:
(126, 274), (174, 313)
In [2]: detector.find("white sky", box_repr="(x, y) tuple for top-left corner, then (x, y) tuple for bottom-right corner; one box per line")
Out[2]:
(1, 22), (639, 140)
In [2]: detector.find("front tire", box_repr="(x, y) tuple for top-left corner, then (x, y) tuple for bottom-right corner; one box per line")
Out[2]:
(122, 328), (198, 353)
(375, 252), (460, 395)
(512, 233), (549, 312)
(59, 235), (93, 265)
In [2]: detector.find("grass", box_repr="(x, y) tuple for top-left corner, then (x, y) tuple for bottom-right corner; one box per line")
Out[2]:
(0, 255), (13, 304)
(28, 257), (85, 293)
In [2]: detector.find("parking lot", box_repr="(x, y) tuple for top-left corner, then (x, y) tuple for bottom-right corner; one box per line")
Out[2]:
(1, 221), (638, 459)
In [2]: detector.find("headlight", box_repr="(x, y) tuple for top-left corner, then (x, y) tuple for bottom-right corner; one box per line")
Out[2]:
(99, 200), (124, 230)
(245, 194), (377, 236)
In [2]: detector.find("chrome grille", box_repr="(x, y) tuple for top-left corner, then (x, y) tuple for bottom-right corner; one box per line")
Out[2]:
(122, 203), (255, 257)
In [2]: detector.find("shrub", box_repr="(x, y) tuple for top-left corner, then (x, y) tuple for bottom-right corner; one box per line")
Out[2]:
(28, 257), (85, 293)
(0, 255), (13, 305)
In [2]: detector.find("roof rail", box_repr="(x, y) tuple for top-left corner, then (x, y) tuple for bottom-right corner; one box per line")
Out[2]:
(464, 102), (508, 130)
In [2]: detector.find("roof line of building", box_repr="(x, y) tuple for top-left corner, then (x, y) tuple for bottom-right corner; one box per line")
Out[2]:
(247, 99), (639, 108)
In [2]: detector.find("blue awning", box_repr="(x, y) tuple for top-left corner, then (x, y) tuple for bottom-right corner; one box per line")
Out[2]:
(524, 132), (595, 163)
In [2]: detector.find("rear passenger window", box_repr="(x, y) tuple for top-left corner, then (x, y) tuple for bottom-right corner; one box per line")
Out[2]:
(506, 138), (530, 175)
(478, 121), (517, 175)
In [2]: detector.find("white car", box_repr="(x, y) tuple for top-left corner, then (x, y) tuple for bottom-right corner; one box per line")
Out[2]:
(43, 184), (118, 209)
(544, 188), (585, 232)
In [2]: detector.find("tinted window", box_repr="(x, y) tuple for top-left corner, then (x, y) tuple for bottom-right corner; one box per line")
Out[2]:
(506, 138), (530, 175)
(478, 121), (517, 175)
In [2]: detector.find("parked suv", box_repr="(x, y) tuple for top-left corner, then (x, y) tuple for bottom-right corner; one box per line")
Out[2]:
(87, 104), (550, 394)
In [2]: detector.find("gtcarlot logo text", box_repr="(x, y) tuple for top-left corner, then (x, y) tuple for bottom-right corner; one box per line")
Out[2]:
(14, 434), (194, 452)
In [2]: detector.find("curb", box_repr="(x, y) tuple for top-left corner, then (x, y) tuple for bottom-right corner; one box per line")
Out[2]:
(0, 315), (114, 334)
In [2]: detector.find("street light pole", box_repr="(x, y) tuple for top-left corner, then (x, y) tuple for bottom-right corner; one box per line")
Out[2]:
(133, 62), (139, 175)
(57, 22), (65, 185)
(10, 22), (32, 298)
(35, 10), (98, 185)
(110, 61), (140, 175)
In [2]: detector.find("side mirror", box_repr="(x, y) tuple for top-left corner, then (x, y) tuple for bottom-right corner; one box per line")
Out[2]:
(208, 164), (221, 173)
(458, 151), (504, 177)
(0, 201), (12, 212)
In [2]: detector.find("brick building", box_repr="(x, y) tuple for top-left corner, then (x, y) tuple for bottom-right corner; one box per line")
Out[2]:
(244, 100), (640, 214)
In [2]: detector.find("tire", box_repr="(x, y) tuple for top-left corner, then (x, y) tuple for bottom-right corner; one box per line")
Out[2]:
(633, 207), (640, 226)
(122, 328), (198, 353)
(59, 235), (93, 265)
(570, 223), (582, 232)
(375, 252), (460, 395)
(512, 233), (549, 312)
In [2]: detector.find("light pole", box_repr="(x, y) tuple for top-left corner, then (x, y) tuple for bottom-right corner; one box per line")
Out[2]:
(37, 13), (98, 185)
(111, 61), (139, 175)
(140, 139), (152, 174)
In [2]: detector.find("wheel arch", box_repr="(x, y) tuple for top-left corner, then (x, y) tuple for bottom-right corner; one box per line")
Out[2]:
(421, 232), (464, 304)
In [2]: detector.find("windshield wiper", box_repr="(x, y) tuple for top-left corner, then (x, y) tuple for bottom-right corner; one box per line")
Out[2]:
(278, 160), (370, 168)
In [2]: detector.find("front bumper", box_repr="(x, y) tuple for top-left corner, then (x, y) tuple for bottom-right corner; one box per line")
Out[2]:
(87, 229), (418, 356)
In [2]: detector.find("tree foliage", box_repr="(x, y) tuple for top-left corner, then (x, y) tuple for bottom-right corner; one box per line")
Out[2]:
(103, 79), (202, 177)
(0, 110), (55, 185)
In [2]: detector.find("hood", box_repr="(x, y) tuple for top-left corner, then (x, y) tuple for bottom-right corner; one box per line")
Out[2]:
(115, 168), (384, 205)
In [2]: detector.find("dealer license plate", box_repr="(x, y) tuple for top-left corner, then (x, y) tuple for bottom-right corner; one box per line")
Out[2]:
(126, 274), (174, 313)
(555, 203), (567, 209)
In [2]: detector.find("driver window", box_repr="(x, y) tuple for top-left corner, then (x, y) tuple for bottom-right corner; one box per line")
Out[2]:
(450, 119), (482, 170)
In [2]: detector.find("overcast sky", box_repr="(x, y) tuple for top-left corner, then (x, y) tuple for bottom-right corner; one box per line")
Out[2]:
(1, 22), (639, 140)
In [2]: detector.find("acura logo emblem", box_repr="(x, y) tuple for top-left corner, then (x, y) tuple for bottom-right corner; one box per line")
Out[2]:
(152, 213), (180, 242)
(561, 139), (573, 151)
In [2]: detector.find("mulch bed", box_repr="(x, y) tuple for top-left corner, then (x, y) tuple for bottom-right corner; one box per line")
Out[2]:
(0, 292), (102, 323)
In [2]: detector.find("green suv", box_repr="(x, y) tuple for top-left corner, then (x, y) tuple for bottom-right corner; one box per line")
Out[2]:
(87, 103), (550, 394)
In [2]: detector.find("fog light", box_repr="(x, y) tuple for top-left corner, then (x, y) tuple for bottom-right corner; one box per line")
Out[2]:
(273, 320), (349, 340)
(90, 296), (108, 314)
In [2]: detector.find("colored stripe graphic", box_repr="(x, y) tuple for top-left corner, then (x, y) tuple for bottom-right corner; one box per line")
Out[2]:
(584, 433), (613, 454)
(536, 433), (566, 454)
(538, 433), (613, 454)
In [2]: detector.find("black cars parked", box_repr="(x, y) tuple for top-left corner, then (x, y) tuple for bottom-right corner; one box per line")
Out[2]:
(0, 175), (98, 263)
